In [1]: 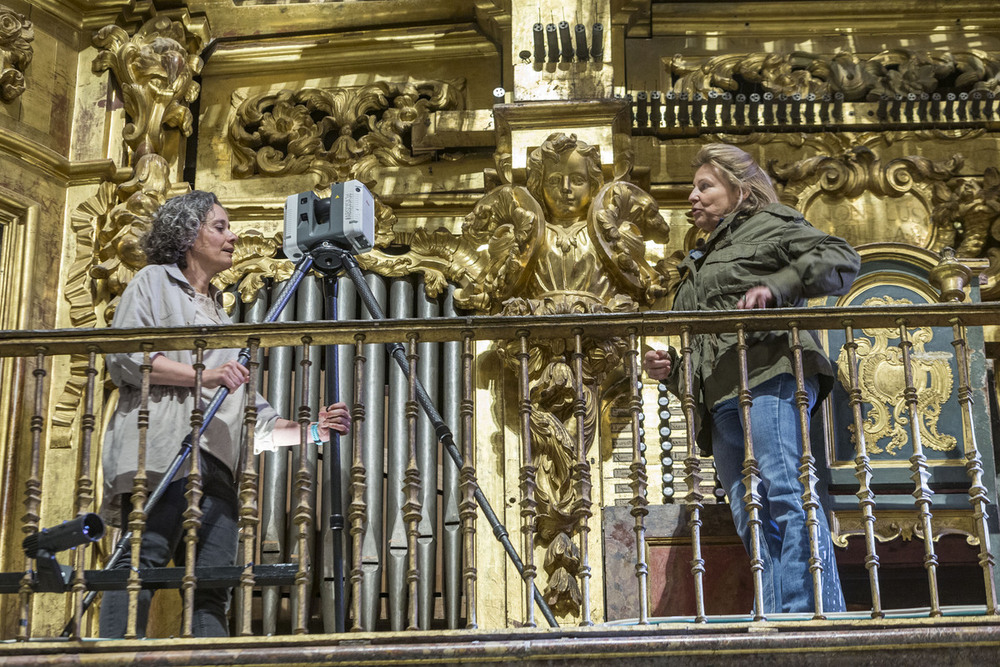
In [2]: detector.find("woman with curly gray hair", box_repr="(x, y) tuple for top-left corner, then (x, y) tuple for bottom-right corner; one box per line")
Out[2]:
(99, 190), (350, 638)
(141, 189), (221, 268)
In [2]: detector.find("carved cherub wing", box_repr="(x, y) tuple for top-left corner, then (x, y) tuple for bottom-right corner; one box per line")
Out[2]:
(587, 181), (672, 304)
(356, 184), (544, 313)
(453, 184), (545, 311)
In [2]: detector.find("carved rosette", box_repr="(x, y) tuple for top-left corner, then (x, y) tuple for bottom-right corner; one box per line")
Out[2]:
(92, 14), (209, 159)
(0, 5), (33, 103)
(228, 79), (465, 187)
(667, 48), (1000, 101)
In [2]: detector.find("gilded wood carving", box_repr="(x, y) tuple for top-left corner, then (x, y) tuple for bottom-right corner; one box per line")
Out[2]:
(835, 296), (956, 455)
(772, 144), (1000, 297)
(0, 5), (32, 103)
(92, 15), (208, 160)
(667, 49), (1000, 100)
(228, 80), (465, 187)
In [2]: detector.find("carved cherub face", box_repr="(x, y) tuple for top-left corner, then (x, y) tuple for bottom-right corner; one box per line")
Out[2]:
(542, 149), (595, 224)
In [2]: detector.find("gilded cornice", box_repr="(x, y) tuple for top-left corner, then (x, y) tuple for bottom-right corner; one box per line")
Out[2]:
(204, 24), (497, 77)
(666, 49), (1000, 101)
(183, 0), (475, 39)
(649, 1), (1000, 35)
(0, 128), (122, 185)
(19, 0), (146, 31)
(472, 0), (509, 48)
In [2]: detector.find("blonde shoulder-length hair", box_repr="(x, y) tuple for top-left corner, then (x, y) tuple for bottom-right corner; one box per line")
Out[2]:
(693, 144), (779, 216)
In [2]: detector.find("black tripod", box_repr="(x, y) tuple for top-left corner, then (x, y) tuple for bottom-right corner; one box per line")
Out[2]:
(309, 241), (558, 629)
(65, 243), (556, 636)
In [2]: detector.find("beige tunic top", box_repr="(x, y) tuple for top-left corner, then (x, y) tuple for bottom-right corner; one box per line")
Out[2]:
(100, 263), (279, 521)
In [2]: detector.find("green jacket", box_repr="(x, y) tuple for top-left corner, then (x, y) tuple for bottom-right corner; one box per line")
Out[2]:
(667, 203), (861, 455)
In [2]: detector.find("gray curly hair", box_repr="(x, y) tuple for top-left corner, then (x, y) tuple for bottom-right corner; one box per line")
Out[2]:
(142, 191), (222, 268)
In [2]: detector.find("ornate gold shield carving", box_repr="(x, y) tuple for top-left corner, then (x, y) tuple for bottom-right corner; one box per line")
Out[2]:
(835, 295), (956, 455)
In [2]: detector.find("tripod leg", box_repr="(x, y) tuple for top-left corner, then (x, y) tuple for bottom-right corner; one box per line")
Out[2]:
(333, 248), (559, 628)
(322, 274), (347, 634)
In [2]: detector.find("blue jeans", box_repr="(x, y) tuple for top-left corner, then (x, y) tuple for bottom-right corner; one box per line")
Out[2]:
(710, 373), (845, 615)
(99, 451), (239, 637)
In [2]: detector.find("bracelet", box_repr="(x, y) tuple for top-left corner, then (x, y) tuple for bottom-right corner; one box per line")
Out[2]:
(310, 422), (324, 446)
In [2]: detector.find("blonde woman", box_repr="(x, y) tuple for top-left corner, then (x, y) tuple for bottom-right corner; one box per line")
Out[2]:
(644, 144), (859, 614)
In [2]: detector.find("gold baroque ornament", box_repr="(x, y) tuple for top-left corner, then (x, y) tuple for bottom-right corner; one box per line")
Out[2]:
(931, 167), (1000, 257)
(92, 14), (209, 159)
(0, 5), (33, 103)
(668, 49), (1000, 101)
(831, 510), (981, 547)
(835, 296), (956, 456)
(228, 79), (466, 186)
(363, 132), (671, 310)
(771, 146), (968, 250)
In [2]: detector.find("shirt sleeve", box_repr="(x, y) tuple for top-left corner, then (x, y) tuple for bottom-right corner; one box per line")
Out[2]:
(251, 392), (281, 454)
(761, 218), (861, 307)
(105, 270), (165, 388)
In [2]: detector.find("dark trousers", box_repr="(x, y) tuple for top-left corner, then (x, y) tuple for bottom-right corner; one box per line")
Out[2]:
(99, 451), (239, 637)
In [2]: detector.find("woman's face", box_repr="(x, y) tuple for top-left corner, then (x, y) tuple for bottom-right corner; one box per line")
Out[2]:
(542, 150), (594, 223)
(185, 204), (237, 277)
(689, 164), (741, 232)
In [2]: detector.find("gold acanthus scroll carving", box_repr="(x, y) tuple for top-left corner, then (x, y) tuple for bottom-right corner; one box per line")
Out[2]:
(92, 14), (209, 160)
(835, 296), (956, 456)
(771, 145), (1000, 297)
(0, 5), (33, 103)
(228, 79), (465, 186)
(667, 48), (1000, 100)
(365, 132), (671, 614)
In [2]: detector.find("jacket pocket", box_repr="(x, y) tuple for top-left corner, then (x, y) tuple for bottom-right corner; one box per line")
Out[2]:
(701, 241), (783, 305)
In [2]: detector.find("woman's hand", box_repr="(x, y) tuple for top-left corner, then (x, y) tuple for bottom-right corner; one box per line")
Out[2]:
(736, 285), (775, 310)
(149, 355), (249, 390)
(316, 402), (351, 439)
(202, 360), (250, 390)
(643, 349), (673, 381)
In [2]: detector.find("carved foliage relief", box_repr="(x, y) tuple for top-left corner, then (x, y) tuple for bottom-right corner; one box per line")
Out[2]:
(228, 79), (465, 186)
(772, 146), (1000, 277)
(92, 15), (208, 159)
(0, 5), (33, 103)
(667, 49), (1000, 101)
